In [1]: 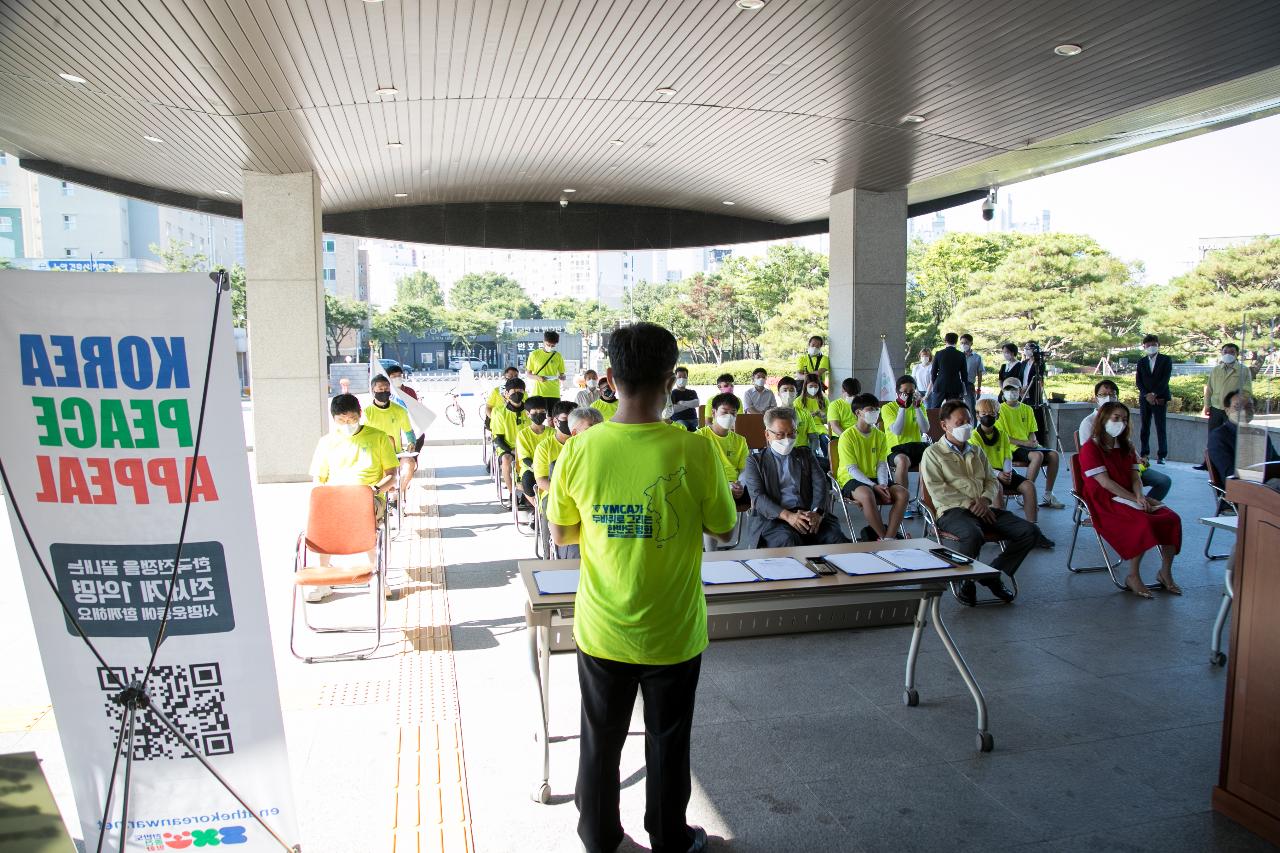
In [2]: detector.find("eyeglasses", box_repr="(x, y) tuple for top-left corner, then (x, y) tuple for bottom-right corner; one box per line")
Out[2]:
(764, 428), (796, 440)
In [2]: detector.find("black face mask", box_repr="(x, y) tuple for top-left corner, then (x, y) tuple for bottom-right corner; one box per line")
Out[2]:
(556, 419), (572, 436)
(372, 390), (391, 404)
(508, 392), (524, 405)
(599, 388), (614, 400)
(529, 412), (547, 425)
(978, 414), (997, 427)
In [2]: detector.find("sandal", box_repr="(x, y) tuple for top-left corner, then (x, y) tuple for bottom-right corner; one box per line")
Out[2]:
(1126, 577), (1154, 599)
(1156, 573), (1182, 596)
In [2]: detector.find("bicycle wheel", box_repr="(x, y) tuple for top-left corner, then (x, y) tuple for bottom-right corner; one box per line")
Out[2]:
(446, 402), (463, 426)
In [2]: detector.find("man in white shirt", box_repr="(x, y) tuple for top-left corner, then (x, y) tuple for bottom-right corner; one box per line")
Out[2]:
(743, 367), (777, 413)
(575, 369), (601, 408)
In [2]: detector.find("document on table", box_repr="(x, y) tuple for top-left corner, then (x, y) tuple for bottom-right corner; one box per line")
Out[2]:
(822, 552), (898, 575)
(744, 557), (816, 581)
(874, 549), (952, 571)
(533, 569), (580, 595)
(701, 561), (761, 585)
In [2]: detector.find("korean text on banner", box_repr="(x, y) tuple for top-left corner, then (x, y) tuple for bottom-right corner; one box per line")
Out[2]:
(0, 271), (299, 851)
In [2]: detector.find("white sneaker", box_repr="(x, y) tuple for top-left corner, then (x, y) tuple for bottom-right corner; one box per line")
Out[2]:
(304, 585), (333, 603)
(1040, 493), (1065, 509)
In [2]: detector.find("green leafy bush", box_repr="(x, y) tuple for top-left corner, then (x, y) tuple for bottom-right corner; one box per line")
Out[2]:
(1045, 373), (1280, 413)
(679, 360), (797, 385)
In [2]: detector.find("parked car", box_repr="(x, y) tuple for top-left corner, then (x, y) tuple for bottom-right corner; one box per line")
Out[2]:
(449, 357), (487, 371)
(378, 358), (403, 375)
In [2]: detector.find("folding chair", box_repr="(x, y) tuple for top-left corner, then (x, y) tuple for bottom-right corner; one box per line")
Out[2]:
(493, 445), (512, 509)
(737, 413), (767, 451)
(916, 478), (1016, 606)
(533, 491), (552, 559)
(827, 433), (894, 541)
(1066, 455), (1155, 591)
(1211, 563), (1233, 667)
(290, 485), (388, 663)
(1204, 451), (1237, 561)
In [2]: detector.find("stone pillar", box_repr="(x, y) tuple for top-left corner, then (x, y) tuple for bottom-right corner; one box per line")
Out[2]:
(243, 171), (327, 483)
(828, 188), (908, 397)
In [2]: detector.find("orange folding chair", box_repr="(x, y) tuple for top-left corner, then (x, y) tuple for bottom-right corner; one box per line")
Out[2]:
(290, 485), (388, 662)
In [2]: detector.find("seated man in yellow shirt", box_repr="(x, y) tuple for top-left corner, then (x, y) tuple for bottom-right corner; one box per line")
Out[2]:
(702, 374), (745, 422)
(484, 366), (520, 430)
(698, 392), (748, 503)
(836, 394), (909, 540)
(364, 374), (417, 497)
(882, 375), (931, 488)
(307, 393), (398, 602)
(515, 396), (553, 516)
(998, 377), (1063, 508)
(972, 397), (1053, 549)
(536, 404), (604, 559)
(825, 377), (861, 436)
(775, 376), (821, 450)
(490, 377), (528, 498)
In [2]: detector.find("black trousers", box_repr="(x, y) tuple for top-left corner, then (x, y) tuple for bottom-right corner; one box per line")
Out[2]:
(1139, 399), (1167, 460)
(577, 651), (701, 853)
(757, 513), (848, 548)
(935, 507), (1038, 580)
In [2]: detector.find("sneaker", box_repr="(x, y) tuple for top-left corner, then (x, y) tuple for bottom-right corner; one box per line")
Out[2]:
(304, 585), (332, 603)
(1039, 494), (1065, 509)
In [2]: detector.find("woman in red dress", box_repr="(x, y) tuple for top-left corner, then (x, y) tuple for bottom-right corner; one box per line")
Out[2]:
(1078, 401), (1182, 598)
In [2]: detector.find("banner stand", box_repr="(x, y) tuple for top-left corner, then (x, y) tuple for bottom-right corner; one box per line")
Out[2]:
(0, 270), (300, 853)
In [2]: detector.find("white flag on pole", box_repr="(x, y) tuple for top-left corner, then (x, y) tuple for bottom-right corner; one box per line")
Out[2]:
(875, 338), (897, 402)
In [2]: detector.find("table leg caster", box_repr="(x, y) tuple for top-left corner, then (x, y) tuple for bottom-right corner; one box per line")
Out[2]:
(977, 731), (994, 753)
(531, 782), (551, 804)
(903, 689), (919, 707)
(1210, 651), (1227, 667)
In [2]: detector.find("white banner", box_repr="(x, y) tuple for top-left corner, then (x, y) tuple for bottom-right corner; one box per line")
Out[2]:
(0, 271), (299, 852)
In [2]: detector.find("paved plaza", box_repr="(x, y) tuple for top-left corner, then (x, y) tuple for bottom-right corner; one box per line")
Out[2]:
(2, 417), (1278, 852)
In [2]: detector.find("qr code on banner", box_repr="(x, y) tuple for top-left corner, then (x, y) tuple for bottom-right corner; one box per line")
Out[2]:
(97, 663), (234, 761)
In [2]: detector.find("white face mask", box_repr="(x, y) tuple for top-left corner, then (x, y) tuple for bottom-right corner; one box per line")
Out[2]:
(1144, 345), (1158, 357)
(806, 385), (820, 396)
(1104, 420), (1126, 438)
(778, 390), (797, 405)
(807, 346), (820, 356)
(335, 422), (358, 436)
(1095, 395), (1113, 408)
(1002, 390), (1019, 403)
(861, 409), (880, 426)
(960, 343), (971, 352)
(949, 424), (974, 443)
(674, 377), (687, 388)
(1222, 353), (1237, 365)
(715, 413), (736, 431)
(770, 437), (796, 456)
(753, 378), (766, 388)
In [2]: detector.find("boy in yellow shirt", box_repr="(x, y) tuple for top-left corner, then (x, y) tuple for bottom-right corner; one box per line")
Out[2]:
(590, 377), (620, 420)
(881, 374), (931, 488)
(998, 377), (1063, 508)
(797, 334), (830, 383)
(364, 374), (417, 496)
(524, 330), (566, 398)
(825, 377), (862, 436)
(972, 397), (1052, 548)
(698, 392), (748, 501)
(515, 396), (553, 516)
(484, 366), (520, 430)
(490, 377), (528, 498)
(836, 394), (909, 540)
(775, 376), (821, 450)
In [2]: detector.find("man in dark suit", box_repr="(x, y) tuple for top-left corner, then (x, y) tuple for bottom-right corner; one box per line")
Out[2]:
(929, 332), (969, 407)
(739, 407), (848, 547)
(1135, 333), (1172, 464)
(1207, 391), (1278, 487)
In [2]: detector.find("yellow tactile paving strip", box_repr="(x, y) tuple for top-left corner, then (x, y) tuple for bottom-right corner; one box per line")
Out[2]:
(391, 468), (475, 853)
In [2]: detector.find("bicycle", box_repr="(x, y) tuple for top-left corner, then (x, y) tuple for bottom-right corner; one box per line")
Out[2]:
(445, 386), (470, 426)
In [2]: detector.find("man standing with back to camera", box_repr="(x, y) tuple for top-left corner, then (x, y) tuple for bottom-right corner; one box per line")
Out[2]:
(548, 322), (737, 853)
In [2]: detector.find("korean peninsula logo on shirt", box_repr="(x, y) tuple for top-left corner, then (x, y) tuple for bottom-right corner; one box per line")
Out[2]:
(591, 467), (688, 547)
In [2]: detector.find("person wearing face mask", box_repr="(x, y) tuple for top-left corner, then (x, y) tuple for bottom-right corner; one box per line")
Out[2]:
(998, 377), (1063, 508)
(491, 377), (529, 500)
(912, 349), (934, 403)
(525, 330), (567, 399)
(740, 407), (848, 548)
(1135, 333), (1172, 465)
(669, 366), (700, 431)
(743, 367), (776, 413)
(997, 343), (1020, 388)
(775, 376), (821, 449)
(485, 366), (521, 429)
(546, 322), (735, 853)
(835, 394), (909, 541)
(920, 400), (1037, 604)
(1203, 342), (1252, 440)
(698, 393), (749, 501)
(798, 373), (830, 458)
(1079, 402), (1182, 598)
(1079, 380), (1172, 501)
(971, 397), (1052, 548)
(797, 335), (830, 384)
(515, 396), (553, 515)
(590, 379), (619, 420)
(826, 377), (863, 436)
(929, 332), (970, 408)
(703, 373), (745, 422)
(882, 376), (931, 490)
(363, 375), (418, 496)
(535, 401), (580, 496)
(576, 369), (602, 408)
(308, 394), (399, 601)
(959, 334), (984, 413)
(1207, 391), (1278, 487)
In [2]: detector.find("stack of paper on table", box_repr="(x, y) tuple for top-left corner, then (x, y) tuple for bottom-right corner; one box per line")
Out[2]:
(823, 552), (898, 575)
(533, 569), (580, 594)
(744, 557), (816, 580)
(700, 561), (761, 585)
(874, 549), (952, 571)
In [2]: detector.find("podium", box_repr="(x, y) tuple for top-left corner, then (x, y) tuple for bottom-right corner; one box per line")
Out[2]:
(1214, 480), (1280, 845)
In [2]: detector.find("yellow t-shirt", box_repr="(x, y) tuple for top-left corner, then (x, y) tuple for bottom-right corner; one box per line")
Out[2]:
(785, 403), (819, 449)
(490, 404), (527, 447)
(835, 426), (888, 488)
(801, 396), (828, 435)
(546, 421), (737, 665)
(970, 427), (1013, 472)
(880, 401), (925, 448)
(363, 401), (414, 445)
(698, 425), (749, 481)
(525, 349), (566, 399)
(997, 401), (1038, 443)
(516, 423), (552, 474)
(533, 433), (567, 484)
(310, 426), (398, 486)
(485, 386), (505, 411)
(591, 398), (619, 420)
(826, 398), (856, 433)
(796, 353), (830, 377)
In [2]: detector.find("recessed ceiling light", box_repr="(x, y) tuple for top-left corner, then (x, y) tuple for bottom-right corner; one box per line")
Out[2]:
(421, 168), (431, 175)
(900, 114), (926, 124)
(654, 87), (676, 96)
(215, 190), (231, 196)
(58, 73), (86, 84)
(393, 192), (408, 198)
(386, 141), (404, 149)
(374, 86), (399, 96)
(735, 0), (765, 9)
(812, 158), (828, 165)
(562, 188), (576, 193)
(722, 200), (735, 205)
(1054, 43), (1083, 56)
(142, 135), (164, 143)
(608, 139), (624, 145)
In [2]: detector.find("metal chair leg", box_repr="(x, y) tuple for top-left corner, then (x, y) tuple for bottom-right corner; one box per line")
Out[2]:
(1204, 526), (1231, 561)
(1210, 567), (1233, 666)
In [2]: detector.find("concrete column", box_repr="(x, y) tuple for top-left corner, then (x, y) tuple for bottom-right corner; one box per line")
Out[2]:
(828, 188), (908, 397)
(243, 171), (327, 483)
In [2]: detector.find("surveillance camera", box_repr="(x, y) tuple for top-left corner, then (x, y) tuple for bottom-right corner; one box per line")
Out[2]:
(559, 197), (569, 209)
(981, 188), (997, 222)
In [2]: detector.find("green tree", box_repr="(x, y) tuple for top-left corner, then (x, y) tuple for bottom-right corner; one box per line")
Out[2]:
(395, 270), (445, 308)
(943, 234), (1143, 362)
(1149, 236), (1280, 355)
(449, 271), (538, 320)
(542, 296), (621, 340)
(370, 301), (440, 345)
(324, 294), (371, 359)
(622, 279), (678, 323)
(444, 309), (495, 352)
(150, 239), (247, 328)
(759, 285), (831, 361)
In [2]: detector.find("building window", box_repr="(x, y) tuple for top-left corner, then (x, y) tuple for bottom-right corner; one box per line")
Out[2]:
(65, 247), (78, 257)
(0, 216), (11, 233)
(63, 214), (77, 231)
(0, 180), (9, 199)
(60, 181), (74, 197)
(0, 152), (7, 165)
(324, 239), (336, 253)
(323, 268), (336, 281)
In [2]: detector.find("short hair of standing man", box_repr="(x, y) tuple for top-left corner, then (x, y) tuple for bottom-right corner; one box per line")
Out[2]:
(608, 322), (678, 392)
(841, 377), (861, 396)
(944, 332), (959, 346)
(543, 330), (560, 345)
(330, 393), (361, 418)
(960, 333), (974, 344)
(1142, 333), (1159, 345)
